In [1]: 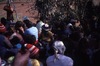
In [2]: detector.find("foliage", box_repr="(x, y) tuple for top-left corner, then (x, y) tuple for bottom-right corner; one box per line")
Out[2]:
(35, 0), (91, 23)
(0, 0), (5, 2)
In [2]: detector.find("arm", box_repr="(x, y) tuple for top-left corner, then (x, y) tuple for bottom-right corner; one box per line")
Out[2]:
(12, 50), (30, 66)
(4, 36), (13, 48)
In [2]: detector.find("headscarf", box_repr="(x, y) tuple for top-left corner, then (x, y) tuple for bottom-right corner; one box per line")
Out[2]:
(53, 41), (66, 61)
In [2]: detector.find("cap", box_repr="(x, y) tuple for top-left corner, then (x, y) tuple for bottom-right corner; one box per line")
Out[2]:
(42, 24), (51, 31)
(31, 59), (40, 66)
(24, 44), (39, 56)
(23, 16), (29, 21)
(0, 23), (6, 33)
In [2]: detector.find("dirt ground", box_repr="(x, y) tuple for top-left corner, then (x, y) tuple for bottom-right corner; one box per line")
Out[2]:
(0, 0), (39, 23)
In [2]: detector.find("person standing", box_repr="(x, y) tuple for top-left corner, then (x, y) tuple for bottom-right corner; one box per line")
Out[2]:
(3, 0), (14, 22)
(46, 41), (73, 66)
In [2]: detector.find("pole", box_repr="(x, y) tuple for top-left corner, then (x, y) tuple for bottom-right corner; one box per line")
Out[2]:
(11, 0), (19, 21)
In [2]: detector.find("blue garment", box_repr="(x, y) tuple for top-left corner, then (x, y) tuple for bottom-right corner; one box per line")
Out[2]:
(0, 34), (19, 58)
(0, 35), (5, 47)
(15, 43), (22, 49)
(0, 35), (10, 57)
(46, 54), (73, 66)
(24, 26), (38, 40)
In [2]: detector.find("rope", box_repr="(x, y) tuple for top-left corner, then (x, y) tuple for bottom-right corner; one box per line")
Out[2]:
(11, 0), (19, 21)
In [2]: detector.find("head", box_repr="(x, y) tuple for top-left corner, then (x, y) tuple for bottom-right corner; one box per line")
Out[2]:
(23, 20), (33, 28)
(23, 16), (29, 21)
(78, 37), (89, 50)
(31, 59), (40, 66)
(24, 44), (39, 59)
(9, 31), (23, 41)
(53, 41), (66, 54)
(70, 19), (80, 27)
(0, 17), (7, 26)
(42, 23), (51, 32)
(15, 21), (25, 31)
(0, 23), (6, 34)
(23, 34), (36, 44)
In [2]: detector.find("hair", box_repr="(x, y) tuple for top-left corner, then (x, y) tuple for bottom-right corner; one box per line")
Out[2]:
(15, 21), (25, 30)
(0, 17), (7, 26)
(10, 36), (20, 46)
(23, 20), (33, 28)
(78, 37), (89, 50)
(23, 34), (36, 44)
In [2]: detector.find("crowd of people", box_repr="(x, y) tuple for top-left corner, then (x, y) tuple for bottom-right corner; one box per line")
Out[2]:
(0, 1), (100, 66)
(0, 15), (100, 66)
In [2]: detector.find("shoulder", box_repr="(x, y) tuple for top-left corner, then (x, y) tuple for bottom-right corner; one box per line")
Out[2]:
(59, 54), (73, 66)
(0, 34), (5, 39)
(46, 55), (55, 62)
(28, 26), (38, 30)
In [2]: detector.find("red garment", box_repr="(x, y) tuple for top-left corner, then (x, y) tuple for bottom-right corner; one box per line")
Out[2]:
(4, 5), (14, 21)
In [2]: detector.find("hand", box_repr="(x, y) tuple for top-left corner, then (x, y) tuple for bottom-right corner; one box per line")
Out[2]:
(13, 50), (30, 66)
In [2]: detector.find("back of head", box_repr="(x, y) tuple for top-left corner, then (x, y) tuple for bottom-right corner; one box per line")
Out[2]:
(53, 41), (66, 54)
(10, 36), (20, 45)
(23, 34), (36, 44)
(0, 17), (7, 26)
(23, 20), (33, 28)
(0, 23), (6, 33)
(15, 21), (24, 30)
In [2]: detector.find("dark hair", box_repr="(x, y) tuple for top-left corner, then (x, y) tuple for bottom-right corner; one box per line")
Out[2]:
(78, 37), (89, 50)
(23, 34), (36, 44)
(10, 36), (20, 46)
(0, 17), (7, 26)
(15, 21), (25, 30)
(23, 20), (33, 28)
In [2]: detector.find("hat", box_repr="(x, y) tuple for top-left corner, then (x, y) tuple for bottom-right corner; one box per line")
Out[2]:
(70, 19), (78, 23)
(24, 44), (39, 57)
(42, 23), (51, 31)
(30, 59), (40, 66)
(23, 16), (29, 21)
(53, 41), (66, 54)
(0, 23), (6, 33)
(67, 23), (73, 27)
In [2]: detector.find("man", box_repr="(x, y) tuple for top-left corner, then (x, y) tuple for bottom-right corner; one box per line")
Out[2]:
(0, 23), (13, 59)
(3, 2), (14, 22)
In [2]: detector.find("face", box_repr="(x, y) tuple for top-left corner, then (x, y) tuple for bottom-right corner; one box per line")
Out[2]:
(19, 27), (24, 32)
(75, 20), (80, 27)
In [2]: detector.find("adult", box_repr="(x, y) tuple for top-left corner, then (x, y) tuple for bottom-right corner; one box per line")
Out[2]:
(23, 19), (38, 41)
(3, 3), (14, 22)
(46, 41), (73, 66)
(0, 23), (13, 59)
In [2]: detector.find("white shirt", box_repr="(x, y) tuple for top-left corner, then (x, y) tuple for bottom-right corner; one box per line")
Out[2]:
(24, 26), (38, 40)
(36, 21), (44, 34)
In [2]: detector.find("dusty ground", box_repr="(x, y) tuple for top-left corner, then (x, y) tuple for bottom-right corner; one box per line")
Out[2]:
(0, 0), (39, 23)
